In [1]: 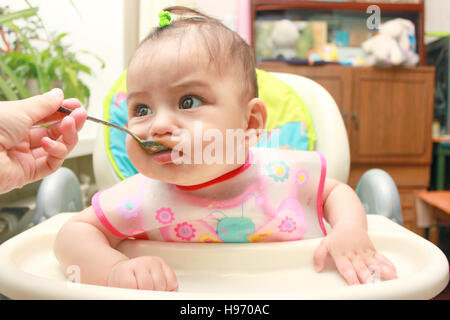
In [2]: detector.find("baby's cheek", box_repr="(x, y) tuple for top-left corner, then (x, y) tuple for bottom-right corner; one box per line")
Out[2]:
(126, 137), (145, 167)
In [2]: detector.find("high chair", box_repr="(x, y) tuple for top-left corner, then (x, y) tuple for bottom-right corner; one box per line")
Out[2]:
(0, 72), (447, 299)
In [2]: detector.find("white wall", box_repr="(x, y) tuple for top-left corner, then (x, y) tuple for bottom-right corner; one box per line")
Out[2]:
(3, 0), (126, 134)
(425, 0), (450, 43)
(425, 0), (450, 33)
(196, 0), (237, 30)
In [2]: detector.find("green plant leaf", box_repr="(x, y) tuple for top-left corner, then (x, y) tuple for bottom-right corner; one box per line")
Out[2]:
(0, 74), (18, 100)
(0, 58), (30, 98)
(24, 0), (50, 41)
(0, 7), (38, 25)
(79, 49), (106, 69)
(52, 32), (69, 45)
(63, 66), (81, 98)
(0, 4), (103, 107)
(5, 22), (35, 54)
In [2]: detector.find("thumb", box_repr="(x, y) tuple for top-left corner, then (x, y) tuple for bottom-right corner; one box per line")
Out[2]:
(19, 88), (64, 124)
(313, 238), (329, 273)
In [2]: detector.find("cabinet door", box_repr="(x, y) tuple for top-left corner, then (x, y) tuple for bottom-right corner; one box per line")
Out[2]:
(350, 67), (434, 164)
(257, 62), (352, 129)
(289, 65), (353, 122)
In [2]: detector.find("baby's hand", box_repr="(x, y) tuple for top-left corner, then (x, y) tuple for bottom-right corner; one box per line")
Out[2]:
(313, 226), (398, 285)
(108, 256), (178, 291)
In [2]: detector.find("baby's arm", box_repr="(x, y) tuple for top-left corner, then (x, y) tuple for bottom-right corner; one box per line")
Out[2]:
(54, 207), (178, 291)
(313, 178), (397, 285)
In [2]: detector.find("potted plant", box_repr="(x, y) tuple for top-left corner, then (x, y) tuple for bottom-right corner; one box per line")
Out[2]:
(0, 3), (104, 107)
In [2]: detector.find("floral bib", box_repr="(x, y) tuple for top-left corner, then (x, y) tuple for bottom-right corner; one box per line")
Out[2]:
(92, 148), (327, 243)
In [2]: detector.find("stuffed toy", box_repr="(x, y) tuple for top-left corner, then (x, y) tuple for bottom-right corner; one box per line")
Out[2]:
(268, 19), (299, 59)
(362, 18), (419, 67)
(308, 43), (339, 64)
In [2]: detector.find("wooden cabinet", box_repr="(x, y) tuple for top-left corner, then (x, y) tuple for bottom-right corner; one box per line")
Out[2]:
(259, 61), (435, 234)
(351, 67), (434, 165)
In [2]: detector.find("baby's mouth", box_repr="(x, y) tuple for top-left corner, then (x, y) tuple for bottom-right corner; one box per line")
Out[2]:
(151, 149), (185, 164)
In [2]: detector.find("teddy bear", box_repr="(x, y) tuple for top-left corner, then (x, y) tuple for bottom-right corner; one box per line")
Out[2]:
(268, 19), (299, 60)
(362, 18), (419, 67)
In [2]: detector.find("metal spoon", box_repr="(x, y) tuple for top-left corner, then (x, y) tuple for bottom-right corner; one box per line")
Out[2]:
(57, 106), (171, 154)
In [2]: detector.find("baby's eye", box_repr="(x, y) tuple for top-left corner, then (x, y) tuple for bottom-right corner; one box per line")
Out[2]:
(135, 104), (152, 117)
(179, 95), (203, 110)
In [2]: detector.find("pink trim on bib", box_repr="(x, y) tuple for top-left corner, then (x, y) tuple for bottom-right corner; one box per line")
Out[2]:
(92, 191), (129, 238)
(315, 151), (327, 236)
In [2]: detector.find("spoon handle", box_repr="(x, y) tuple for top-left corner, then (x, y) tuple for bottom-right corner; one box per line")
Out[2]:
(57, 107), (142, 143)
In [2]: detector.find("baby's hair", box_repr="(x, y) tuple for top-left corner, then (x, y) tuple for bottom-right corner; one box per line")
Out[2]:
(136, 6), (258, 99)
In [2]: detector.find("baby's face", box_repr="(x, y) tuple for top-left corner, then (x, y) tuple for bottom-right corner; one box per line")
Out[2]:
(126, 35), (258, 185)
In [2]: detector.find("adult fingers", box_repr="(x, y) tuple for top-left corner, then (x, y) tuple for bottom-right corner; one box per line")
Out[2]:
(32, 141), (67, 180)
(18, 89), (64, 124)
(29, 107), (87, 149)
(40, 137), (69, 160)
(35, 97), (85, 125)
(32, 117), (77, 179)
(59, 114), (79, 148)
(68, 106), (87, 131)
(40, 116), (77, 158)
(29, 123), (63, 149)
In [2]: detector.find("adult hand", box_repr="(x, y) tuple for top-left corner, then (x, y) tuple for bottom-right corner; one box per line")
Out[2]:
(0, 88), (87, 194)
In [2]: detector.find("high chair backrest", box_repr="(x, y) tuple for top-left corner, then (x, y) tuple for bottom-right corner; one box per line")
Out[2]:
(93, 71), (350, 191)
(269, 72), (350, 183)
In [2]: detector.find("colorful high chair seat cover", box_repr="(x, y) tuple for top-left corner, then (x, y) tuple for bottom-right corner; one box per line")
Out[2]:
(102, 69), (316, 181)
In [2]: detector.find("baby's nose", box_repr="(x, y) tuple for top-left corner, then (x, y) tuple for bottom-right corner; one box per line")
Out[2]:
(150, 109), (178, 138)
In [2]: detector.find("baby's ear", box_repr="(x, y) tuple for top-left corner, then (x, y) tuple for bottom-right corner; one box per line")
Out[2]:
(245, 97), (267, 147)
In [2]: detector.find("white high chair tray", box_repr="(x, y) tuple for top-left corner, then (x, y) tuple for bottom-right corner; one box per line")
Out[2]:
(0, 213), (448, 300)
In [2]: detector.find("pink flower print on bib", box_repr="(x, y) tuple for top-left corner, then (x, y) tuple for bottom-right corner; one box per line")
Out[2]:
(174, 222), (196, 241)
(249, 197), (307, 242)
(155, 207), (175, 224)
(160, 220), (222, 242)
(278, 216), (296, 233)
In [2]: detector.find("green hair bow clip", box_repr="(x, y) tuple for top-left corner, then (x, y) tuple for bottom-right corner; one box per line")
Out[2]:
(158, 11), (171, 28)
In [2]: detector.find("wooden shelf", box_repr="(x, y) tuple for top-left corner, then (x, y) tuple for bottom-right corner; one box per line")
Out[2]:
(252, 0), (424, 12)
(250, 0), (426, 65)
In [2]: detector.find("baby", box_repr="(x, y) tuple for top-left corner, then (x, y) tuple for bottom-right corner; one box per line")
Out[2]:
(54, 7), (397, 291)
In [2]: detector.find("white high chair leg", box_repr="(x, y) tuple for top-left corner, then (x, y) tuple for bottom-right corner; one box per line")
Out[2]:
(34, 168), (84, 225)
(356, 169), (403, 225)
